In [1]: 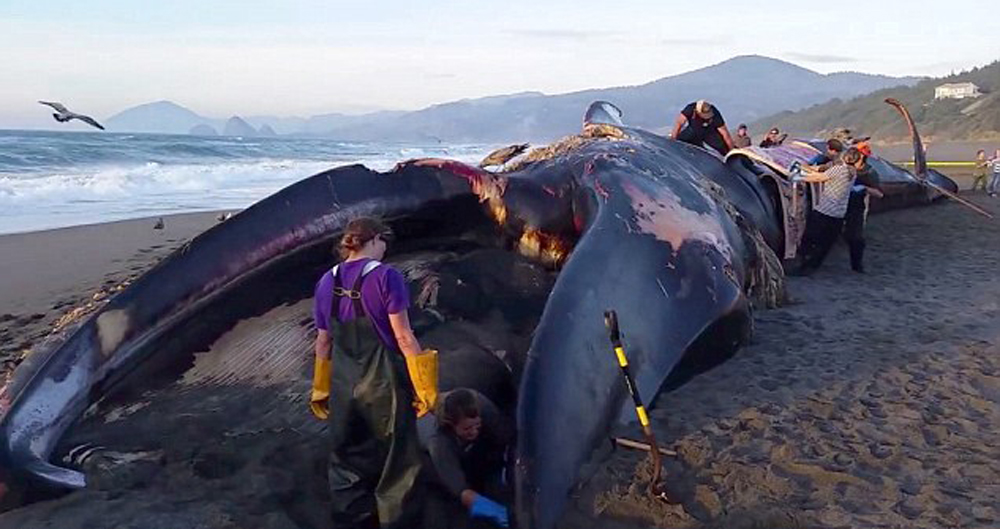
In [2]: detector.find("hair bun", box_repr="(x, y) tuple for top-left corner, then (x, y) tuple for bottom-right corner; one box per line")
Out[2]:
(337, 217), (391, 258)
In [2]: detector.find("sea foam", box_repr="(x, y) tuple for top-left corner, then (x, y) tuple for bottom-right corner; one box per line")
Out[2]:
(0, 131), (492, 234)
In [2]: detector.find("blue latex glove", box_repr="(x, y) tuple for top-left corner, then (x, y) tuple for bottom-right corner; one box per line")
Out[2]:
(470, 495), (509, 527)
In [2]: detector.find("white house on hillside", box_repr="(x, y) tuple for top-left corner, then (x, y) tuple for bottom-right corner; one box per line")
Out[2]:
(934, 82), (982, 100)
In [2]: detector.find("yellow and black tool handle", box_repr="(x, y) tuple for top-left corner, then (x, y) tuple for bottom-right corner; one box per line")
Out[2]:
(604, 309), (666, 497)
(604, 310), (651, 434)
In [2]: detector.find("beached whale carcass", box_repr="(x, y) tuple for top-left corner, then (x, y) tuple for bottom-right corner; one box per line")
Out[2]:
(724, 98), (965, 259)
(0, 101), (784, 527)
(0, 98), (954, 528)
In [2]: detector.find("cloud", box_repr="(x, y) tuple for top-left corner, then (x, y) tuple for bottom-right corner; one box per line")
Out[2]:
(505, 29), (624, 42)
(660, 36), (732, 46)
(784, 52), (858, 64)
(507, 31), (731, 48)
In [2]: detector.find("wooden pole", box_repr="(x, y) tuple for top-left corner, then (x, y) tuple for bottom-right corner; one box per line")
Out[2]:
(614, 437), (677, 457)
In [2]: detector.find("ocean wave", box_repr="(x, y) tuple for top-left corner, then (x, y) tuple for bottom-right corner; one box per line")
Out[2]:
(0, 131), (493, 234)
(148, 142), (237, 159)
(0, 159), (336, 203)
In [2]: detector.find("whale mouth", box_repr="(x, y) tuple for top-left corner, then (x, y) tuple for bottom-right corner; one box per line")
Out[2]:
(46, 193), (571, 500)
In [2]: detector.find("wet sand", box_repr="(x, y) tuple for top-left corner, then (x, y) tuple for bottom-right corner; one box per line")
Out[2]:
(2, 186), (999, 528)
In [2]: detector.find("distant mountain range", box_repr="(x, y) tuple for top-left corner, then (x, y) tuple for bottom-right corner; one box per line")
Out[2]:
(104, 101), (406, 137)
(752, 60), (1000, 142)
(103, 102), (284, 137)
(104, 55), (923, 142)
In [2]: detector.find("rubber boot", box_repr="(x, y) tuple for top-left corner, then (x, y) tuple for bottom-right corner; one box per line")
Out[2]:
(849, 240), (865, 273)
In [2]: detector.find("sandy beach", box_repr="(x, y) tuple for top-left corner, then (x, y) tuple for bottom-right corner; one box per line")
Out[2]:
(565, 191), (1000, 528)
(1, 184), (998, 528)
(0, 212), (225, 374)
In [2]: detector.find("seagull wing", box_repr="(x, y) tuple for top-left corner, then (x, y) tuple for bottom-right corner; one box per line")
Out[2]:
(75, 115), (106, 131)
(38, 101), (69, 113)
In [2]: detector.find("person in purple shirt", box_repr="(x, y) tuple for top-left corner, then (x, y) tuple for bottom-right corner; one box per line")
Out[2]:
(313, 244), (411, 350)
(311, 217), (437, 529)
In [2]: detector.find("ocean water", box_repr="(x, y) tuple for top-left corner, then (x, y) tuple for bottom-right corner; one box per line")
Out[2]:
(0, 130), (492, 235)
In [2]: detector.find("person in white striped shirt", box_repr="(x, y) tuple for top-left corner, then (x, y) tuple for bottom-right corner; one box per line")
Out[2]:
(792, 147), (865, 276)
(988, 148), (1000, 198)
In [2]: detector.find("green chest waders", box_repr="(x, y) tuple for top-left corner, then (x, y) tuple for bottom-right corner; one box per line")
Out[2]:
(327, 263), (424, 529)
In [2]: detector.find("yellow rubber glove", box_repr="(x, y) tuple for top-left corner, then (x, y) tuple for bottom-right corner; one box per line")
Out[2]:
(310, 355), (331, 420)
(405, 349), (439, 417)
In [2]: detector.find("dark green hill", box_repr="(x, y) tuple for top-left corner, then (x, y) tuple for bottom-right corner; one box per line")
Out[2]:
(753, 60), (1000, 141)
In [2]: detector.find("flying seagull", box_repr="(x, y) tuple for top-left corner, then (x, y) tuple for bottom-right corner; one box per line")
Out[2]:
(38, 101), (105, 130)
(479, 143), (530, 169)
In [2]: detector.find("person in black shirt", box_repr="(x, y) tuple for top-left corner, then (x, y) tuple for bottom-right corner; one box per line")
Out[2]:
(843, 141), (884, 273)
(424, 389), (513, 528)
(671, 100), (735, 156)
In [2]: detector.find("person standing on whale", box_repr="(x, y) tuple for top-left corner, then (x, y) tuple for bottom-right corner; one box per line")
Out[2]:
(734, 124), (753, 148)
(671, 100), (735, 156)
(312, 217), (439, 529)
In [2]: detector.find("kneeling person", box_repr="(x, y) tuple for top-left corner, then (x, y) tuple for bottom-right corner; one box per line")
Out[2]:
(426, 389), (513, 528)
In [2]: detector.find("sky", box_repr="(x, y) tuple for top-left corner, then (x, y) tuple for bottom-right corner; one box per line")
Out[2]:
(1, 0), (998, 128)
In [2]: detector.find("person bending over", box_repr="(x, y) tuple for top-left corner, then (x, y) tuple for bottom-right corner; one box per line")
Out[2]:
(425, 388), (513, 529)
(671, 100), (735, 156)
(792, 147), (864, 276)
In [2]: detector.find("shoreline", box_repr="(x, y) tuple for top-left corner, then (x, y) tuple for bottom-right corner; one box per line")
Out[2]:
(0, 210), (230, 314)
(0, 209), (236, 238)
(0, 211), (227, 373)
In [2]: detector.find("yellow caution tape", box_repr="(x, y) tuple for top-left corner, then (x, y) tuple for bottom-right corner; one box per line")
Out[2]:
(899, 161), (975, 167)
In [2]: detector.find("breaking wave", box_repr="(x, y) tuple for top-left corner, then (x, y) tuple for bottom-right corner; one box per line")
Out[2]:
(0, 130), (492, 234)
